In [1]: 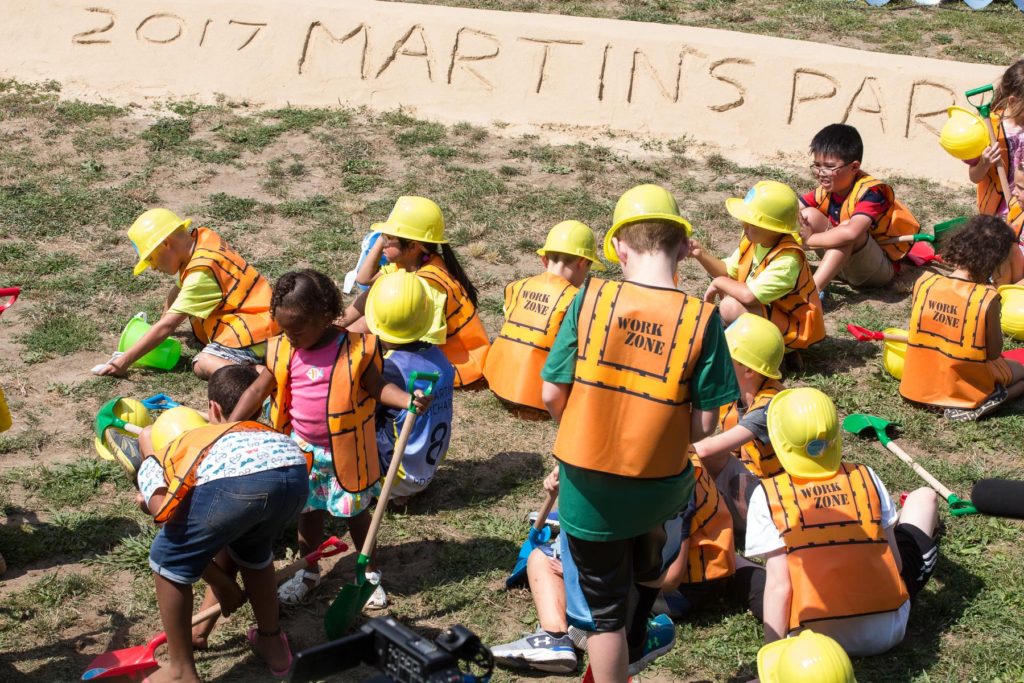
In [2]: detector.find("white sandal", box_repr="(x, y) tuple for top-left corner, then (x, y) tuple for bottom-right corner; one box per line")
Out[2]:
(364, 571), (387, 610)
(278, 569), (320, 605)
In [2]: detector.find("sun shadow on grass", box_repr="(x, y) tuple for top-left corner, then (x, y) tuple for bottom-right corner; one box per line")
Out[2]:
(401, 451), (547, 516)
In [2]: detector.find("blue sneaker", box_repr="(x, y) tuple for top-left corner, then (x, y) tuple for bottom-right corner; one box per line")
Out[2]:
(627, 614), (675, 676)
(492, 628), (578, 673)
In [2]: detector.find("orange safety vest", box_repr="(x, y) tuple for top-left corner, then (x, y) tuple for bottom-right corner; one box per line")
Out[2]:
(812, 173), (919, 261)
(717, 378), (784, 479)
(1008, 196), (1023, 243)
(763, 463), (909, 631)
(178, 227), (279, 348)
(267, 331), (382, 492)
(151, 421), (278, 524)
(679, 452), (735, 584)
(901, 273), (1006, 409)
(417, 254), (491, 387)
(977, 111), (1010, 217)
(483, 272), (578, 410)
(735, 236), (825, 350)
(553, 279), (713, 478)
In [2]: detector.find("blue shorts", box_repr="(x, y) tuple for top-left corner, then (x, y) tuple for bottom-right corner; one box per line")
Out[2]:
(149, 465), (307, 585)
(193, 342), (263, 367)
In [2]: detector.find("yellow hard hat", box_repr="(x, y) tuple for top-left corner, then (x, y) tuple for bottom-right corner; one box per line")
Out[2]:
(94, 398), (152, 461)
(537, 220), (606, 271)
(365, 271), (435, 344)
(604, 184), (692, 263)
(766, 387), (842, 480)
(998, 285), (1024, 341)
(882, 329), (908, 380)
(757, 631), (856, 683)
(939, 106), (990, 161)
(376, 196), (447, 244)
(151, 406), (208, 453)
(725, 313), (785, 380)
(128, 209), (191, 276)
(725, 181), (801, 238)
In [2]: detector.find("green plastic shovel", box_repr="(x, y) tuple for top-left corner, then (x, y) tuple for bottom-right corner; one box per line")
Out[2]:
(94, 398), (145, 437)
(842, 413), (977, 516)
(324, 371), (439, 639)
(966, 84), (1013, 209)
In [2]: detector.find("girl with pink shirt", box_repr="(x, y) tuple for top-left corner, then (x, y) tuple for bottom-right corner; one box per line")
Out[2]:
(229, 270), (431, 608)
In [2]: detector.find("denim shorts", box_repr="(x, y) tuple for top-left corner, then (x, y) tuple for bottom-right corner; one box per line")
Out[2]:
(149, 465), (307, 585)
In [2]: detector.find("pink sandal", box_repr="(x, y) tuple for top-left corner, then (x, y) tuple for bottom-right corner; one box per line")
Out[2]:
(246, 626), (293, 678)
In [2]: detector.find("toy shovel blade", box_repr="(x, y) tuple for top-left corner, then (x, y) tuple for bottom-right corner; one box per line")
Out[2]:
(81, 633), (165, 680)
(846, 324), (883, 341)
(324, 554), (377, 639)
(0, 287), (20, 316)
(906, 241), (941, 267)
(842, 413), (893, 441)
(94, 398), (141, 438)
(932, 217), (966, 237)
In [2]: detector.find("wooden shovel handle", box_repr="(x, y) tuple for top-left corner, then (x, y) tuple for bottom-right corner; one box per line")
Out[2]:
(361, 412), (418, 560)
(533, 489), (557, 532)
(878, 235), (920, 245)
(980, 117), (1013, 210)
(883, 440), (955, 500)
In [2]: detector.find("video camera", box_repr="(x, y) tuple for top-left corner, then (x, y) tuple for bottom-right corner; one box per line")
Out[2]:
(290, 616), (493, 683)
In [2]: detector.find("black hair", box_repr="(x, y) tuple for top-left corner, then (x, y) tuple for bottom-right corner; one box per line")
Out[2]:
(397, 238), (479, 306)
(941, 215), (1016, 283)
(809, 123), (864, 164)
(208, 364), (259, 417)
(271, 269), (343, 320)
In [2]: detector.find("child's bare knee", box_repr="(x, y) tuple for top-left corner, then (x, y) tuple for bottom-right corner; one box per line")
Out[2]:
(719, 297), (747, 323)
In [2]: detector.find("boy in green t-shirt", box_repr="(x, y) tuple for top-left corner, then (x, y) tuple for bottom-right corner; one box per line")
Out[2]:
(540, 184), (739, 681)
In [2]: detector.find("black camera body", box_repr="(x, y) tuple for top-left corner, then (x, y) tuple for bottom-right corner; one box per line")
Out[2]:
(290, 616), (491, 683)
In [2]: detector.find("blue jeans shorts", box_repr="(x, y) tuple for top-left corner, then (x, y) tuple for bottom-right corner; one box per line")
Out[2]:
(149, 465), (307, 585)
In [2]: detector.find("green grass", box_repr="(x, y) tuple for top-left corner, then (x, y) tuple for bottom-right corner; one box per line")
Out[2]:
(17, 311), (101, 356)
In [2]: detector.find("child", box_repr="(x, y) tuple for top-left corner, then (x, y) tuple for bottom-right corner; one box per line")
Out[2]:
(968, 60), (1024, 217)
(228, 270), (431, 607)
(799, 124), (919, 292)
(746, 387), (940, 657)
(900, 216), (1024, 420)
(483, 220), (604, 411)
(96, 208), (279, 379)
(994, 159), (1024, 285)
(691, 180), (824, 351)
(541, 183), (740, 681)
(136, 365), (310, 682)
(366, 271), (456, 505)
(693, 314), (786, 535)
(342, 196), (490, 387)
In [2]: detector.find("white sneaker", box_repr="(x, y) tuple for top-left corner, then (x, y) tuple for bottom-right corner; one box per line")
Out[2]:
(278, 569), (320, 605)
(365, 571), (387, 610)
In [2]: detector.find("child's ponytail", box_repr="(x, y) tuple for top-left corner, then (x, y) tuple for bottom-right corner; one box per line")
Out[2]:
(435, 243), (479, 307)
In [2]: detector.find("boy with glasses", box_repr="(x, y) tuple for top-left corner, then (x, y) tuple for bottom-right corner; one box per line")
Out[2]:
(799, 124), (919, 293)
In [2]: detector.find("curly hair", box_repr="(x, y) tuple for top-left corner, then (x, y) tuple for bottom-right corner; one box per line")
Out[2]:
(940, 215), (1015, 283)
(271, 269), (343, 320)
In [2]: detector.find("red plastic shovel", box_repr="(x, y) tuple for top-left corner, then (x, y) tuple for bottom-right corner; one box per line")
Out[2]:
(0, 287), (20, 317)
(847, 324), (1024, 364)
(905, 241), (943, 268)
(81, 537), (347, 680)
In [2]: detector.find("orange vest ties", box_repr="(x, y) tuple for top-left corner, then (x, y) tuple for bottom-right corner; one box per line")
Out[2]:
(553, 279), (712, 478)
(483, 272), (578, 410)
(763, 463), (909, 631)
(680, 453), (735, 584)
(717, 378), (784, 479)
(901, 273), (1006, 409)
(977, 111), (1010, 217)
(417, 254), (490, 387)
(813, 173), (919, 261)
(267, 331), (381, 492)
(152, 421), (277, 524)
(735, 236), (824, 350)
(178, 227), (279, 348)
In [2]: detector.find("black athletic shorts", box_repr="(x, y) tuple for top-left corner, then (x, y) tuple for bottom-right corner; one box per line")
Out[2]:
(895, 522), (938, 599)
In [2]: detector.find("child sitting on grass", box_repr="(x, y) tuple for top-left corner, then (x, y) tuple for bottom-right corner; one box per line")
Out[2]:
(366, 271), (456, 506)
(229, 270), (431, 608)
(96, 209), (278, 379)
(900, 215), (1024, 421)
(748, 387), (939, 656)
(342, 196), (490, 387)
(799, 124), (918, 292)
(691, 181), (824, 352)
(484, 220), (603, 412)
(136, 364), (309, 682)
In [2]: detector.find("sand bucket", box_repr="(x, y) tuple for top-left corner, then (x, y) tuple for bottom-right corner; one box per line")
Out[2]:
(998, 285), (1024, 341)
(882, 328), (908, 380)
(118, 313), (181, 370)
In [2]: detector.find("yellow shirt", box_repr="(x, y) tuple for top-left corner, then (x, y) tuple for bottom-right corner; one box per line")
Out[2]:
(723, 244), (802, 305)
(172, 271), (266, 353)
(380, 263), (447, 345)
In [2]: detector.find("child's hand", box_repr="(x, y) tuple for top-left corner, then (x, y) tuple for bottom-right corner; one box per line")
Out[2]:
(543, 466), (559, 495)
(686, 240), (704, 260)
(94, 358), (128, 377)
(703, 281), (721, 303)
(135, 492), (149, 515)
(410, 390), (433, 414)
(977, 143), (1002, 171)
(798, 212), (814, 244)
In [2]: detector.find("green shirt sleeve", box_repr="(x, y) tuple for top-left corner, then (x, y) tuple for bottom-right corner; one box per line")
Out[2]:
(170, 271), (223, 319)
(540, 286), (584, 384)
(691, 310), (740, 411)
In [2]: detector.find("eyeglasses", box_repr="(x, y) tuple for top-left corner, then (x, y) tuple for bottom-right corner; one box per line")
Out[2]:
(809, 161), (853, 177)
